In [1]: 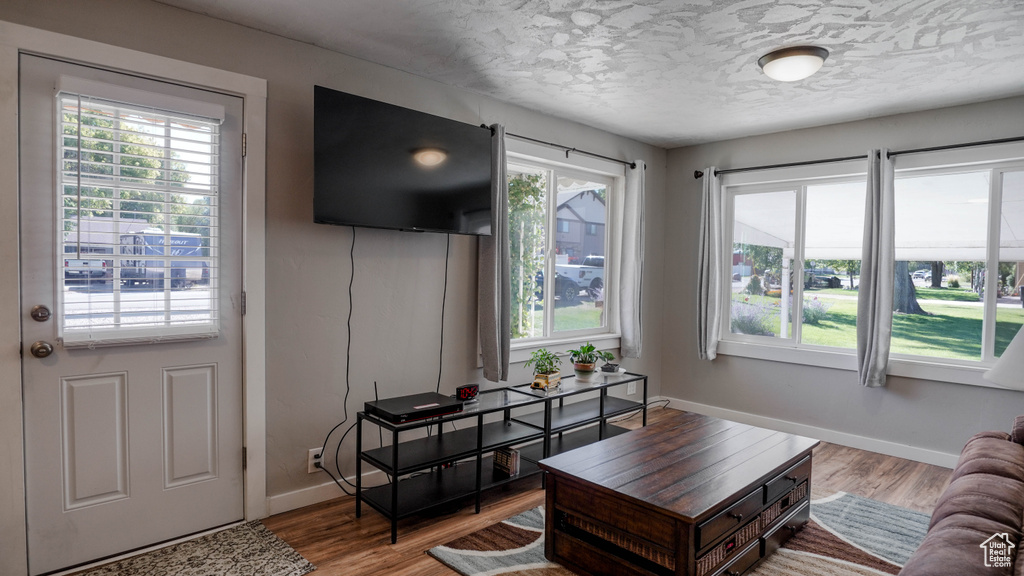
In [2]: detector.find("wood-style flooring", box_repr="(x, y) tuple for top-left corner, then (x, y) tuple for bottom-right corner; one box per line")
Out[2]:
(262, 408), (953, 575)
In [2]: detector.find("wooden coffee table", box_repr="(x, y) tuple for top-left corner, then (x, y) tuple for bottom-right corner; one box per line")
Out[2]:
(538, 412), (819, 576)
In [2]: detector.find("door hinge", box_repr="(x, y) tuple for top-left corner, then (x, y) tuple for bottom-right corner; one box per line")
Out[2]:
(241, 291), (247, 316)
(242, 447), (248, 471)
(242, 133), (247, 158)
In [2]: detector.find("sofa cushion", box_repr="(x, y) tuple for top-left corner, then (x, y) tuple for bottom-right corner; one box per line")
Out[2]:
(929, 472), (1024, 531)
(948, 433), (1024, 486)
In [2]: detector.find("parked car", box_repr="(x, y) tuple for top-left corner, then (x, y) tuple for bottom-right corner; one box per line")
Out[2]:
(535, 270), (582, 304)
(63, 258), (109, 282)
(912, 270), (928, 279)
(555, 255), (604, 299)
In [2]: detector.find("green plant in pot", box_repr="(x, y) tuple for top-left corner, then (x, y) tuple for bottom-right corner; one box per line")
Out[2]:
(526, 348), (562, 390)
(598, 350), (619, 372)
(568, 342), (605, 378)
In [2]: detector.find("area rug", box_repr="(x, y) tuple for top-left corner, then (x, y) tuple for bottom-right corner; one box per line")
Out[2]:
(75, 521), (315, 576)
(427, 492), (930, 576)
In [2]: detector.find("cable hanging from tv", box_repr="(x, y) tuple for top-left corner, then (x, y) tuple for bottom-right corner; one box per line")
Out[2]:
(482, 124), (638, 170)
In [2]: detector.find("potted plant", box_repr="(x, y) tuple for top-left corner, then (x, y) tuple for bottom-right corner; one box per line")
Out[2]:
(526, 348), (561, 390)
(568, 342), (604, 378)
(598, 350), (619, 372)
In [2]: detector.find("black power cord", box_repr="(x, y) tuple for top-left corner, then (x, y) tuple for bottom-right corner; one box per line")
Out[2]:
(429, 234), (455, 435)
(319, 232), (453, 488)
(313, 227), (359, 495)
(609, 399), (671, 424)
(436, 234), (450, 394)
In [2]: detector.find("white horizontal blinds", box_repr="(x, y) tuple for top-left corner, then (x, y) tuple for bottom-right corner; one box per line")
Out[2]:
(58, 92), (222, 346)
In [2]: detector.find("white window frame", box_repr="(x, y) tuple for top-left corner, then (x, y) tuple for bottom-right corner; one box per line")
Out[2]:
(506, 139), (625, 362)
(721, 171), (867, 351)
(715, 144), (1024, 389)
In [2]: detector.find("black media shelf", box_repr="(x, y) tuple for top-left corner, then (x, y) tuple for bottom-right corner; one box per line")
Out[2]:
(361, 420), (544, 475)
(512, 396), (642, 432)
(361, 457), (542, 519)
(518, 423), (631, 464)
(356, 372), (649, 543)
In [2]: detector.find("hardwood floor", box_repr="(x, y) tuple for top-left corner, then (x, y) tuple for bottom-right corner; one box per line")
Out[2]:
(262, 408), (953, 575)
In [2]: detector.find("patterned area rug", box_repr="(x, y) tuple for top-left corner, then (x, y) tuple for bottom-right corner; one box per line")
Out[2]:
(428, 493), (929, 576)
(75, 522), (315, 576)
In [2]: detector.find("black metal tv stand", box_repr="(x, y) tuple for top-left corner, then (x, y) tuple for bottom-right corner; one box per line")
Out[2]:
(355, 371), (648, 543)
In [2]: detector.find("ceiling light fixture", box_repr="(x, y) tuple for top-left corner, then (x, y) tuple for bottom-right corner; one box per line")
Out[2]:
(413, 148), (447, 167)
(758, 46), (829, 82)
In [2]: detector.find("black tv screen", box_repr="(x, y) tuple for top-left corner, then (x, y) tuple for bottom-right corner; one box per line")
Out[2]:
(313, 86), (493, 235)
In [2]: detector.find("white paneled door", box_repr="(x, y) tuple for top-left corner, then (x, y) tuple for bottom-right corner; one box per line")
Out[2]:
(20, 54), (244, 575)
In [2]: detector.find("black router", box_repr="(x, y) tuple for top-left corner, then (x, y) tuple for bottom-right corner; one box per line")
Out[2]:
(364, 392), (463, 424)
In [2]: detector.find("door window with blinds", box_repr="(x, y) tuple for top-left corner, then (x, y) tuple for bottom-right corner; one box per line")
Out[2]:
(57, 84), (223, 346)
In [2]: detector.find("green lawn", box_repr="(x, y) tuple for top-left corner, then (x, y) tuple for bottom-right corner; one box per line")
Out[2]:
(732, 292), (1024, 360)
(910, 286), (980, 302)
(807, 288), (859, 297)
(528, 302), (604, 333)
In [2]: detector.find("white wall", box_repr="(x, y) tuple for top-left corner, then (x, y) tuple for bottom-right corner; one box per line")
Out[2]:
(665, 96), (1024, 463)
(0, 0), (666, 518)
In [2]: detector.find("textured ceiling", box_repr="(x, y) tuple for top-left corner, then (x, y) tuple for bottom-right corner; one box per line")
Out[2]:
(155, 0), (1024, 148)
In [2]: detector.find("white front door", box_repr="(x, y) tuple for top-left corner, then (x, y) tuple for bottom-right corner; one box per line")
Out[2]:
(20, 54), (245, 575)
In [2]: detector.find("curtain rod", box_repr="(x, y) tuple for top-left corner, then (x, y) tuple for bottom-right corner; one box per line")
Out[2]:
(485, 125), (637, 169)
(885, 135), (1024, 158)
(693, 135), (1024, 180)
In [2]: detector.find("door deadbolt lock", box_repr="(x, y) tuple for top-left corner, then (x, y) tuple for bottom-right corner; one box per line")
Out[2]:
(30, 305), (51, 322)
(30, 341), (54, 359)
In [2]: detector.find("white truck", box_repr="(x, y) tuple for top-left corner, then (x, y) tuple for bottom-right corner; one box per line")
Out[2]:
(555, 255), (605, 302)
(63, 258), (109, 282)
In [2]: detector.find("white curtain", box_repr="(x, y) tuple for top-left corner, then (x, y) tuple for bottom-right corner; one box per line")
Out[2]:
(619, 160), (646, 358)
(857, 150), (895, 387)
(478, 124), (510, 381)
(697, 167), (723, 360)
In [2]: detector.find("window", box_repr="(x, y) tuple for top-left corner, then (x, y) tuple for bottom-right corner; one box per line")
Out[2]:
(892, 166), (1024, 362)
(57, 92), (221, 346)
(718, 151), (1024, 386)
(727, 177), (865, 350)
(508, 156), (616, 343)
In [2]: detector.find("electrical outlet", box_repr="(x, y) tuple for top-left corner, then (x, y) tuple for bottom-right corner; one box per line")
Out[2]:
(307, 448), (323, 474)
(627, 382), (637, 395)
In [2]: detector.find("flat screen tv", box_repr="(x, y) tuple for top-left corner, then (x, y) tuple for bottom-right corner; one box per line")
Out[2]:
(313, 85), (493, 235)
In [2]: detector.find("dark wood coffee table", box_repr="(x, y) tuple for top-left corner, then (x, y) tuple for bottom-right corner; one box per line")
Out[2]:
(538, 412), (819, 576)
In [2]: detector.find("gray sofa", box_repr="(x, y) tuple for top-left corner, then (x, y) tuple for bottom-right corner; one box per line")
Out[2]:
(899, 416), (1024, 575)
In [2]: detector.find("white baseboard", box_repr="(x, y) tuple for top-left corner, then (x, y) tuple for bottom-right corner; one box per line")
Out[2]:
(265, 469), (388, 517)
(663, 397), (960, 469)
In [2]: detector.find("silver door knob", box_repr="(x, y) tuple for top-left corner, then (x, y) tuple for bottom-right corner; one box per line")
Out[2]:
(30, 341), (54, 359)
(30, 305), (51, 322)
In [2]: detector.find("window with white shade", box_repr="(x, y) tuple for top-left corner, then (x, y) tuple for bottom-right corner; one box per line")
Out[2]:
(57, 92), (222, 346)
(727, 178), (865, 350)
(892, 166), (1024, 362)
(717, 149), (1024, 387)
